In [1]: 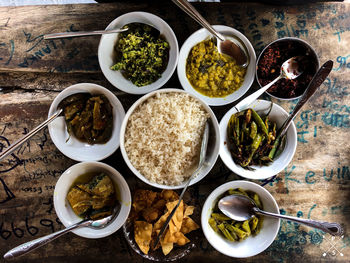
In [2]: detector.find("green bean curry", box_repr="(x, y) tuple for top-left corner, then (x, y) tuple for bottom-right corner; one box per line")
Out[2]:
(67, 172), (118, 220)
(227, 107), (283, 169)
(209, 188), (263, 242)
(59, 93), (113, 145)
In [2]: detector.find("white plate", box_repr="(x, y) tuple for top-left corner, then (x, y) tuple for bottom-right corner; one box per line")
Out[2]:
(201, 180), (280, 258)
(219, 99), (297, 179)
(98, 11), (179, 94)
(177, 26), (256, 106)
(48, 83), (125, 162)
(54, 162), (131, 239)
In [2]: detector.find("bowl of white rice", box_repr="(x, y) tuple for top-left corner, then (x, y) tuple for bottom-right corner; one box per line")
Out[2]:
(120, 89), (220, 189)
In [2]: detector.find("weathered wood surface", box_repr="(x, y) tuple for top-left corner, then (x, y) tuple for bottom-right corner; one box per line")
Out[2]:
(0, 2), (349, 263)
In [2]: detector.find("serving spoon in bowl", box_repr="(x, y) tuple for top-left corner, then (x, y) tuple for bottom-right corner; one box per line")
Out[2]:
(234, 56), (304, 112)
(172, 0), (248, 67)
(218, 194), (344, 236)
(4, 204), (121, 260)
(153, 121), (209, 248)
(0, 93), (90, 162)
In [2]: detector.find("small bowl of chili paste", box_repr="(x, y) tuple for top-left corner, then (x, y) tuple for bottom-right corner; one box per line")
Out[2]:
(256, 37), (319, 100)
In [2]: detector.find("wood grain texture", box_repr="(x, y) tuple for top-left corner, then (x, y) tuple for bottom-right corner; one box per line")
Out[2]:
(0, 2), (349, 263)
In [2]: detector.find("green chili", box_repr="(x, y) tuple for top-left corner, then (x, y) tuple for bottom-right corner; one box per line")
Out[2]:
(241, 133), (263, 167)
(250, 121), (257, 139)
(251, 109), (268, 137)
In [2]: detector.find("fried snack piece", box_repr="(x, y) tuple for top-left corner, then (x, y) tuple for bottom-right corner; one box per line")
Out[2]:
(167, 200), (184, 235)
(153, 211), (169, 232)
(161, 190), (179, 201)
(174, 232), (190, 246)
(160, 230), (174, 256)
(134, 221), (153, 254)
(142, 207), (160, 223)
(133, 190), (157, 213)
(184, 205), (195, 218)
(181, 217), (200, 234)
(131, 189), (199, 256)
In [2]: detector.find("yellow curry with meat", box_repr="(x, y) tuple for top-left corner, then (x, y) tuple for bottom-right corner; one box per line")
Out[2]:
(186, 39), (246, 98)
(67, 172), (118, 220)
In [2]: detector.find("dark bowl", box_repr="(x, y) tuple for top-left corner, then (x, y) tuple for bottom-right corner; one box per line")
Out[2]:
(256, 37), (320, 100)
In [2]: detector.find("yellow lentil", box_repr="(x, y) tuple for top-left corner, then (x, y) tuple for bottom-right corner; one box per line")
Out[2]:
(186, 39), (246, 98)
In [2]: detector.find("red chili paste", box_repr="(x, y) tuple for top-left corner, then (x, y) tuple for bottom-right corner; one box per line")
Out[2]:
(257, 40), (318, 99)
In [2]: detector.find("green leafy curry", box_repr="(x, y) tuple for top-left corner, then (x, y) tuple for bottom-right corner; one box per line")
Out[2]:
(111, 23), (169, 87)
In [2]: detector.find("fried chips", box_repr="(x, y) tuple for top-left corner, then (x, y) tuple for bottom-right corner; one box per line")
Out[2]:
(131, 190), (199, 256)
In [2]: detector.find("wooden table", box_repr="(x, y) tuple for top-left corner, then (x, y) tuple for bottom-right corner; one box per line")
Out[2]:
(0, 2), (349, 262)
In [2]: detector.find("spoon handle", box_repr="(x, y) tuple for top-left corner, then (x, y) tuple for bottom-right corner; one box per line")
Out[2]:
(171, 0), (224, 41)
(255, 208), (343, 236)
(0, 109), (62, 162)
(44, 28), (128, 40)
(153, 122), (209, 248)
(3, 219), (92, 260)
(234, 75), (283, 112)
(278, 60), (333, 137)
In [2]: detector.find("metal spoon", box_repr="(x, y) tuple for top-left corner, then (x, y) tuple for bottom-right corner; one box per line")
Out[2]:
(277, 60), (333, 138)
(0, 93), (93, 162)
(3, 204), (120, 260)
(171, 0), (248, 67)
(218, 194), (344, 236)
(0, 108), (63, 161)
(153, 121), (209, 248)
(234, 56), (304, 112)
(44, 27), (128, 40)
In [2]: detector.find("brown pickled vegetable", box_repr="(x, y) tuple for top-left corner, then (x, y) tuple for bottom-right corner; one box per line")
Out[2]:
(67, 172), (118, 220)
(227, 107), (281, 169)
(59, 93), (113, 144)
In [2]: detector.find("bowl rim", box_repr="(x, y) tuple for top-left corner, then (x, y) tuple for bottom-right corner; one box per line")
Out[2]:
(255, 37), (320, 101)
(53, 161), (132, 239)
(119, 88), (220, 189)
(177, 25), (256, 106)
(219, 99), (297, 180)
(98, 11), (179, 95)
(48, 83), (125, 162)
(201, 180), (280, 258)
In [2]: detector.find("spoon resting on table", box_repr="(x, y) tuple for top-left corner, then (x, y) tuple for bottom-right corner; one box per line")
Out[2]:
(218, 194), (344, 236)
(171, 0), (248, 67)
(44, 27), (128, 39)
(234, 56), (304, 113)
(3, 204), (120, 260)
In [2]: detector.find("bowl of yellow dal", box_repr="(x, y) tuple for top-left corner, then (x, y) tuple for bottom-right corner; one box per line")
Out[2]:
(177, 26), (256, 106)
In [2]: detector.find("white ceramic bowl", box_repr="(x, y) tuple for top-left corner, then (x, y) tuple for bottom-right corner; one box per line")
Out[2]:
(54, 161), (131, 239)
(201, 180), (280, 258)
(219, 99), (297, 180)
(98, 11), (179, 94)
(48, 83), (125, 162)
(177, 26), (256, 106)
(120, 88), (220, 189)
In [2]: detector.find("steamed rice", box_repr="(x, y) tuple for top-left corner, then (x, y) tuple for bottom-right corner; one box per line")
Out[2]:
(124, 92), (209, 186)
